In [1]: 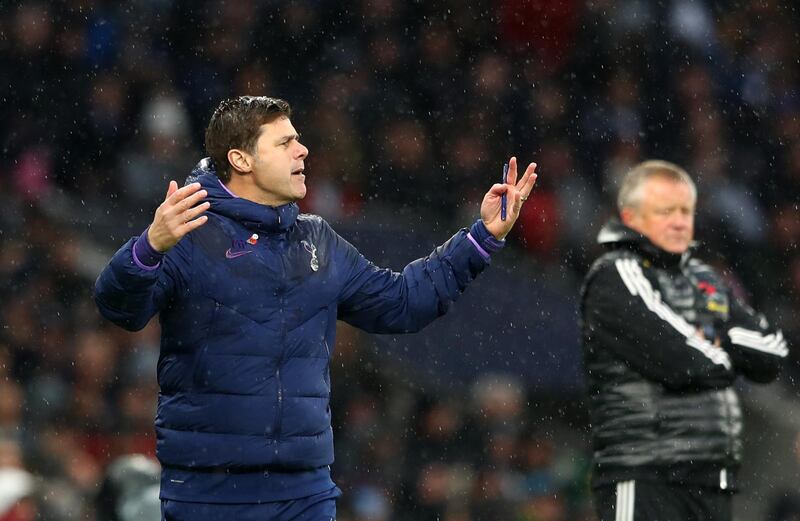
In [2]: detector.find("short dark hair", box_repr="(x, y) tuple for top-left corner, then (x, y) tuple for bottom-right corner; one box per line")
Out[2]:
(204, 96), (292, 182)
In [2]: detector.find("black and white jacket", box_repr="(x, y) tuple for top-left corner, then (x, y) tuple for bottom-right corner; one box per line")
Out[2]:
(580, 219), (788, 490)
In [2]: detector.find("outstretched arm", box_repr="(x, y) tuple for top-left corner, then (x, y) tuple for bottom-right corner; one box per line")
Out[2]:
(337, 157), (538, 333)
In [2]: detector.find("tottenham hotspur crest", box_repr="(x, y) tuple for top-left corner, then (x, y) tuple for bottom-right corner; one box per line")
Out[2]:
(302, 240), (319, 271)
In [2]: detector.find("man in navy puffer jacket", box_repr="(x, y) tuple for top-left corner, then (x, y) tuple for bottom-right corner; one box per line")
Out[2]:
(94, 96), (538, 521)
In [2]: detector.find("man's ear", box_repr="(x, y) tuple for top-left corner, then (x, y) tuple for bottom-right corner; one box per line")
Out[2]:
(620, 207), (636, 227)
(227, 149), (253, 174)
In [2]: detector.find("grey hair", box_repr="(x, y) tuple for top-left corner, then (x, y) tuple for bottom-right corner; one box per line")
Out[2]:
(617, 160), (697, 212)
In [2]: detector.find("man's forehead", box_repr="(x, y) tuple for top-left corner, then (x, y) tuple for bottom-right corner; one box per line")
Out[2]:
(645, 175), (690, 188)
(259, 116), (294, 133)
(255, 117), (300, 145)
(643, 178), (694, 197)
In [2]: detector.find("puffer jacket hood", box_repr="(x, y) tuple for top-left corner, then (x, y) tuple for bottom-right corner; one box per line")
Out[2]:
(187, 158), (299, 234)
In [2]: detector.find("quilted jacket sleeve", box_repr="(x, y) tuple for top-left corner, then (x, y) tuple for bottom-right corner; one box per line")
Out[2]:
(720, 294), (788, 383)
(335, 220), (497, 334)
(94, 232), (191, 331)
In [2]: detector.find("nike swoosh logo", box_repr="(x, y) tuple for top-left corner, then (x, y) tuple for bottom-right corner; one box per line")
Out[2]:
(225, 248), (254, 259)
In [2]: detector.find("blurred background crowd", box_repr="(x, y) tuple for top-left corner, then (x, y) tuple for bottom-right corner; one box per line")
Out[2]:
(1, 0), (799, 520)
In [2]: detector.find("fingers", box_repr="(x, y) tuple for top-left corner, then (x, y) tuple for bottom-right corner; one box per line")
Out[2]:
(516, 162), (537, 188)
(182, 199), (211, 221)
(160, 184), (208, 231)
(517, 162), (538, 200)
(176, 188), (208, 212)
(490, 159), (537, 211)
(181, 215), (209, 233)
(510, 189), (524, 215)
(150, 182), (210, 252)
(160, 184), (207, 219)
(166, 188), (209, 234)
(165, 180), (179, 200)
(481, 158), (537, 240)
(167, 182), (204, 205)
(488, 183), (509, 196)
(506, 156), (519, 186)
(505, 158), (537, 195)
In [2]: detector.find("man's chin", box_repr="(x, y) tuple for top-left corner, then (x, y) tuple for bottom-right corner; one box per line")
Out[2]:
(664, 243), (690, 255)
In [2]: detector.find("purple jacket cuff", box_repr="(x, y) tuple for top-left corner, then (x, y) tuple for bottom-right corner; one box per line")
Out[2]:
(132, 227), (164, 270)
(467, 220), (505, 259)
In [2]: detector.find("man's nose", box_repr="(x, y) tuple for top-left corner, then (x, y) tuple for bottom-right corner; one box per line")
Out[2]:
(671, 214), (690, 229)
(295, 142), (309, 160)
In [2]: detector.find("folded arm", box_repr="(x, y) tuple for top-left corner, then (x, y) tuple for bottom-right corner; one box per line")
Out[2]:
(583, 257), (735, 391)
(720, 296), (788, 383)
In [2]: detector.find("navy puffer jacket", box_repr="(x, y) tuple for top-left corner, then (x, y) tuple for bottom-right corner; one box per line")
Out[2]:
(94, 160), (498, 501)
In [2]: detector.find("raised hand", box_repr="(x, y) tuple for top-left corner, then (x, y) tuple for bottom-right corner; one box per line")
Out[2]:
(147, 181), (210, 252)
(480, 157), (538, 240)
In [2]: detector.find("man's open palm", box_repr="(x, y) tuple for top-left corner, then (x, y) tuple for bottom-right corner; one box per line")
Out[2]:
(147, 181), (210, 252)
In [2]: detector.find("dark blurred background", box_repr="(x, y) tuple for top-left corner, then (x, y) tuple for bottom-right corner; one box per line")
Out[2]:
(1, 1), (799, 520)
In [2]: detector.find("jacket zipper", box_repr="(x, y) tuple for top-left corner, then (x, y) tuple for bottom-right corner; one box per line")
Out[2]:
(274, 365), (283, 441)
(272, 238), (288, 443)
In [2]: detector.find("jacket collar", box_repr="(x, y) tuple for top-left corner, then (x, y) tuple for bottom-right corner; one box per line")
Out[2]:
(597, 217), (694, 268)
(186, 158), (299, 234)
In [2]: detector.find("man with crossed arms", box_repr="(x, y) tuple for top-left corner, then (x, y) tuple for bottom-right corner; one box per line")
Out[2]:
(581, 160), (788, 521)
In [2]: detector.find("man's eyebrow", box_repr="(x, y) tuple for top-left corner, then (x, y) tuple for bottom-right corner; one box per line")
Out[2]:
(275, 133), (301, 144)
